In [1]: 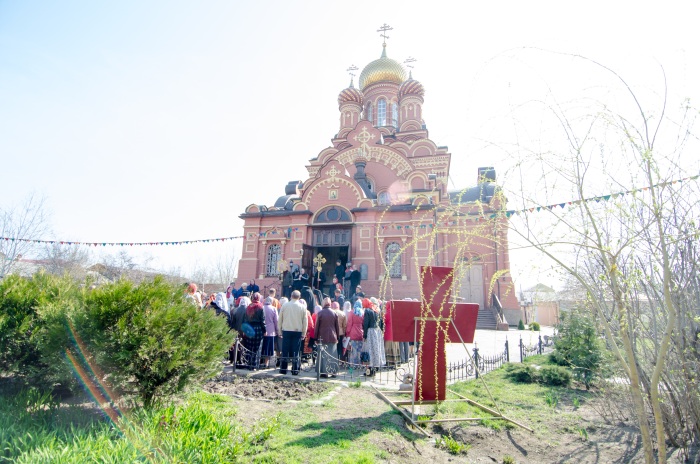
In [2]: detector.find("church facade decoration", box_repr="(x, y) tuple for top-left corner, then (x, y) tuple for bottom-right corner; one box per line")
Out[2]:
(238, 41), (519, 314)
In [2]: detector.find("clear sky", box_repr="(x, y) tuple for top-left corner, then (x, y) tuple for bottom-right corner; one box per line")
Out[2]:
(1, 1), (698, 286)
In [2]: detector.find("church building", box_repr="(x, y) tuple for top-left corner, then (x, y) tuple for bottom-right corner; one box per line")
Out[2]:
(238, 40), (518, 323)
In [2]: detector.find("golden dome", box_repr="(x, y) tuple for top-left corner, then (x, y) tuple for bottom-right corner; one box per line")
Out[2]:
(359, 45), (406, 90)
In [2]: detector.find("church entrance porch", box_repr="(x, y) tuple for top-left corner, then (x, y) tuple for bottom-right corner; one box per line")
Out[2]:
(303, 227), (352, 296)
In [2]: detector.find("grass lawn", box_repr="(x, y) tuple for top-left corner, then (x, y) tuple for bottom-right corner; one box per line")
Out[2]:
(1, 356), (644, 463)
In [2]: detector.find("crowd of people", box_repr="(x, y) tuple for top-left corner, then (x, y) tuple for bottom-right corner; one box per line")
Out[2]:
(183, 277), (414, 378)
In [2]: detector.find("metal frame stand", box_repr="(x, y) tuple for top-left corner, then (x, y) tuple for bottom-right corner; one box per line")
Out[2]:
(372, 317), (533, 436)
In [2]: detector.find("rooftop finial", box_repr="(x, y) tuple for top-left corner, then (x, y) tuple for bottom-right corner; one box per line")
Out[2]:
(404, 56), (417, 79)
(346, 64), (358, 87)
(377, 23), (393, 49)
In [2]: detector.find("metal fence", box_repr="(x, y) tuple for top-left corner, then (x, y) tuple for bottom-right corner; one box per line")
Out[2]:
(447, 334), (555, 382)
(230, 333), (554, 385)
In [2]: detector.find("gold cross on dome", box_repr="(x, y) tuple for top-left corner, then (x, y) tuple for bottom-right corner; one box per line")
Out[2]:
(377, 23), (393, 46)
(347, 64), (358, 79)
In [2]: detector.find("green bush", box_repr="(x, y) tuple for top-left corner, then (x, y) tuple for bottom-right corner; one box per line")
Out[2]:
(74, 277), (232, 407)
(539, 365), (572, 387)
(504, 363), (538, 383)
(529, 321), (541, 331)
(0, 273), (78, 390)
(552, 310), (608, 389)
(517, 319), (525, 330)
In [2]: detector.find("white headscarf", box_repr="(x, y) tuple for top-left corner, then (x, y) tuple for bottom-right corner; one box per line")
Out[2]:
(215, 292), (230, 314)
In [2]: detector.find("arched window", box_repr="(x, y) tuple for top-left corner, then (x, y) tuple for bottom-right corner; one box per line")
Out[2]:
(266, 244), (282, 277)
(365, 103), (373, 124)
(391, 103), (398, 128)
(385, 242), (402, 278)
(377, 98), (387, 126)
(378, 191), (391, 205)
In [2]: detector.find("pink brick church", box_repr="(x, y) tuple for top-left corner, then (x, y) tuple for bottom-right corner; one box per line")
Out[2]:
(237, 41), (518, 326)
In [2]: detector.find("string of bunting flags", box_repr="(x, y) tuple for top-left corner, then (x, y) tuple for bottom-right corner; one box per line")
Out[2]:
(2, 174), (696, 247)
(500, 173), (698, 219)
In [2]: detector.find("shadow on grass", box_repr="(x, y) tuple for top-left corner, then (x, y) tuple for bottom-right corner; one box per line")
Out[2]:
(285, 410), (423, 449)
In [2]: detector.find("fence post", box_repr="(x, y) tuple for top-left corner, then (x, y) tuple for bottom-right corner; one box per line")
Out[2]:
(505, 339), (510, 362)
(539, 335), (543, 355)
(232, 338), (238, 372)
(519, 336), (523, 362)
(473, 347), (480, 379)
(316, 338), (322, 381)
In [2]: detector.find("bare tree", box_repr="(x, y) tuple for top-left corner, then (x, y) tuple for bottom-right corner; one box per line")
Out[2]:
(502, 54), (699, 463)
(40, 243), (91, 279)
(0, 194), (50, 277)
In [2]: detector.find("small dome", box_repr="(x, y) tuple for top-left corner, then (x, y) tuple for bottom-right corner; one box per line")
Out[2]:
(398, 76), (425, 100)
(359, 45), (406, 90)
(337, 81), (364, 107)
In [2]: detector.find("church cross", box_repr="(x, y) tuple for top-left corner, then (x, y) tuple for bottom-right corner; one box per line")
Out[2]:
(377, 23), (393, 46)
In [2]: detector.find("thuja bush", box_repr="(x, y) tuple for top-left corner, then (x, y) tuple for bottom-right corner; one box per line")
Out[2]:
(551, 309), (608, 389)
(504, 363), (538, 383)
(539, 365), (572, 387)
(74, 276), (232, 407)
(0, 273), (78, 390)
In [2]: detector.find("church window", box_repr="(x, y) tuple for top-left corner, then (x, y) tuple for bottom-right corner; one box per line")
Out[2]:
(378, 191), (391, 205)
(314, 205), (352, 224)
(266, 244), (282, 277)
(385, 242), (402, 278)
(365, 103), (373, 124)
(391, 103), (398, 128)
(377, 98), (387, 126)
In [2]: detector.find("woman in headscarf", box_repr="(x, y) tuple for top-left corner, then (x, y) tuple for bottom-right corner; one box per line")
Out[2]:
(261, 297), (279, 368)
(363, 298), (386, 376)
(242, 293), (265, 369)
(345, 299), (365, 365)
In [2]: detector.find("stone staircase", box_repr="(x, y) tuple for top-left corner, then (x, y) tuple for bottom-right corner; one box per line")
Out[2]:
(476, 306), (498, 330)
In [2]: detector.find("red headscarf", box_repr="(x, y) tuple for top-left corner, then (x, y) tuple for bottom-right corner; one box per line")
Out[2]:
(246, 292), (263, 317)
(362, 298), (372, 309)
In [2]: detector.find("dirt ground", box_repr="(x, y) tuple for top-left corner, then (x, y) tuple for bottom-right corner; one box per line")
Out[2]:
(202, 373), (692, 463)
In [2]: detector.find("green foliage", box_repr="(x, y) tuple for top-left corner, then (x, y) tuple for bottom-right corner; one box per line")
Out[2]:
(435, 434), (470, 455)
(529, 321), (541, 331)
(348, 380), (362, 388)
(504, 363), (538, 383)
(504, 362), (571, 387)
(552, 310), (608, 388)
(1, 388), (279, 463)
(0, 273), (78, 389)
(517, 319), (525, 330)
(572, 397), (580, 408)
(544, 389), (559, 408)
(503, 455), (516, 464)
(74, 277), (232, 407)
(539, 365), (572, 387)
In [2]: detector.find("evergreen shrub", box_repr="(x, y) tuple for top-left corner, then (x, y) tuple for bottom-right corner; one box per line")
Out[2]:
(0, 273), (77, 389)
(517, 319), (525, 330)
(552, 309), (608, 389)
(530, 321), (541, 331)
(74, 276), (232, 407)
(504, 363), (538, 383)
(539, 365), (572, 386)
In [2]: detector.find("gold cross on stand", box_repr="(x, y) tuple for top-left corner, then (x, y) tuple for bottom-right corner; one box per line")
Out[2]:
(313, 253), (326, 291)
